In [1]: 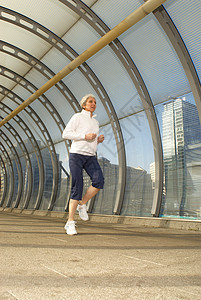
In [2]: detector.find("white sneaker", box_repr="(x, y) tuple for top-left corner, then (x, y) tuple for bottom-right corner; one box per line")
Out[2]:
(77, 204), (89, 221)
(64, 221), (77, 235)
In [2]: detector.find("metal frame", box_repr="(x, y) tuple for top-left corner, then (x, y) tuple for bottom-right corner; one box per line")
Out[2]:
(0, 117), (33, 209)
(59, 0), (163, 215)
(0, 41), (75, 209)
(0, 78), (58, 211)
(62, 0), (201, 216)
(0, 6), (127, 214)
(0, 41), (80, 114)
(0, 102), (45, 209)
(0, 65), (71, 143)
(1, 2), (193, 216)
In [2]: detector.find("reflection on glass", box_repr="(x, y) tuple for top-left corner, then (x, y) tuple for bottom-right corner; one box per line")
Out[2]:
(92, 125), (118, 214)
(2, 90), (201, 221)
(53, 142), (71, 211)
(159, 93), (201, 219)
(22, 139), (43, 209)
(39, 147), (55, 210)
(11, 160), (19, 208)
(0, 168), (4, 204)
(18, 157), (29, 209)
(92, 157), (118, 214)
(4, 165), (11, 207)
(28, 151), (40, 209)
(120, 112), (154, 216)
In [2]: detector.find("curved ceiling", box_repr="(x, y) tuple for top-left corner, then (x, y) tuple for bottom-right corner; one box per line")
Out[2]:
(1, 0), (200, 117)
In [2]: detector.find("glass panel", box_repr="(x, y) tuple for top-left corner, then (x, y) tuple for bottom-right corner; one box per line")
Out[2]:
(92, 124), (119, 214)
(120, 14), (190, 104)
(53, 141), (71, 211)
(20, 139), (43, 210)
(62, 69), (109, 125)
(0, 166), (5, 204)
(11, 159), (19, 208)
(3, 164), (11, 207)
(30, 100), (61, 144)
(93, 0), (140, 29)
(87, 46), (143, 118)
(155, 92), (201, 219)
(17, 156), (28, 209)
(164, 0), (201, 79)
(27, 151), (40, 209)
(39, 147), (54, 210)
(120, 112), (154, 216)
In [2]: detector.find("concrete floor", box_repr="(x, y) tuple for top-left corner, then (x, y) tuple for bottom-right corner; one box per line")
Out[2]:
(0, 211), (201, 300)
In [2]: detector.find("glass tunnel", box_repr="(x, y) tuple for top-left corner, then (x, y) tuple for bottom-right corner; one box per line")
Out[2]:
(0, 0), (201, 220)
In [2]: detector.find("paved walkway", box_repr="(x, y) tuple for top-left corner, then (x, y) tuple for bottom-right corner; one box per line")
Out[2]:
(0, 211), (201, 300)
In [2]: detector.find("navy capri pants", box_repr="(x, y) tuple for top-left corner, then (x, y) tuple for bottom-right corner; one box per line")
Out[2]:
(69, 153), (104, 201)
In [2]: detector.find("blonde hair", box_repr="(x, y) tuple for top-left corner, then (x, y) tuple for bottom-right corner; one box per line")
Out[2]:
(80, 94), (96, 108)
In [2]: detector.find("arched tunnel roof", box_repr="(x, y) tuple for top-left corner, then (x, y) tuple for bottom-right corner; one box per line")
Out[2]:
(0, 0), (201, 218)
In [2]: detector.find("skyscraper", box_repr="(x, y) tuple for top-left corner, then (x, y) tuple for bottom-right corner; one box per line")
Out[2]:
(162, 98), (201, 217)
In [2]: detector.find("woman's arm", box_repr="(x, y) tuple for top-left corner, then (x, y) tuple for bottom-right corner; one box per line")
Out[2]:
(62, 115), (85, 140)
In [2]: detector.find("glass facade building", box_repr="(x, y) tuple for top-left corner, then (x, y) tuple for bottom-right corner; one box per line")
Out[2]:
(162, 99), (201, 218)
(0, 0), (201, 220)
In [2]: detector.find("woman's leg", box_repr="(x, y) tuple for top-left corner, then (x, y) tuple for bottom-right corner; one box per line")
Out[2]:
(80, 156), (104, 205)
(80, 186), (100, 205)
(77, 186), (100, 221)
(68, 153), (84, 221)
(68, 199), (79, 221)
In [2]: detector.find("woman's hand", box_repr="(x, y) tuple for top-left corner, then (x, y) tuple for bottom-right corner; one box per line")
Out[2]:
(97, 134), (104, 144)
(85, 133), (97, 141)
